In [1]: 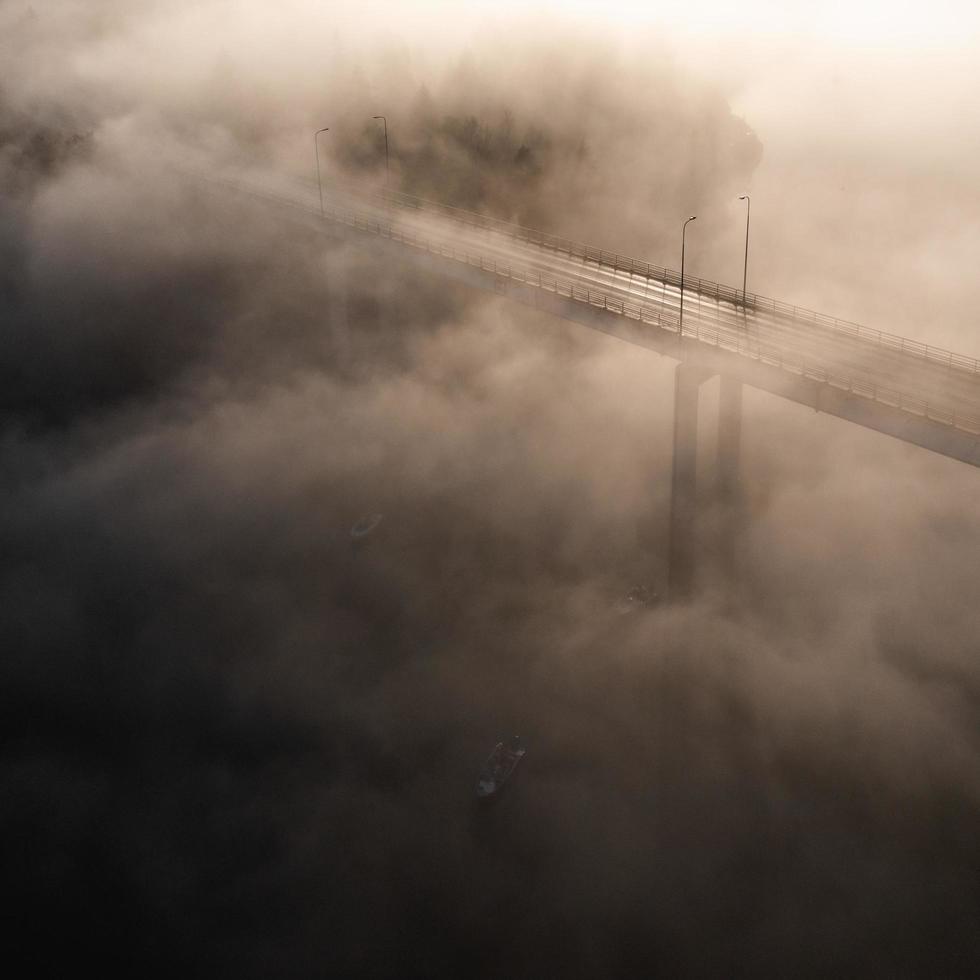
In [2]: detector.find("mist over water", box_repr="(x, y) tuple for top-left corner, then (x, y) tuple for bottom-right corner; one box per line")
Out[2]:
(2, 3), (979, 977)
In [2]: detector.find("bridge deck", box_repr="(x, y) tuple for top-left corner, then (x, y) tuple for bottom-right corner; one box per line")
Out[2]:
(190, 167), (980, 464)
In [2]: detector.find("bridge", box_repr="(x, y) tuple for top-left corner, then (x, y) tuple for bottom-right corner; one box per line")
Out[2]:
(189, 165), (980, 598)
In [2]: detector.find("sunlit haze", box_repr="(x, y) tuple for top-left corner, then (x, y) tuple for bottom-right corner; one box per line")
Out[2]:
(2, 2), (979, 977)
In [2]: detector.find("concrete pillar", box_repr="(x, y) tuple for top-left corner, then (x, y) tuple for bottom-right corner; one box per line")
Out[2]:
(667, 362), (711, 600)
(716, 375), (743, 579)
(717, 376), (742, 506)
(327, 254), (351, 363)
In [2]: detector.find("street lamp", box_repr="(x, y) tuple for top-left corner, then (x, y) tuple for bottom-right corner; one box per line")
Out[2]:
(679, 215), (697, 335)
(314, 127), (329, 216)
(372, 115), (389, 189)
(738, 195), (751, 316)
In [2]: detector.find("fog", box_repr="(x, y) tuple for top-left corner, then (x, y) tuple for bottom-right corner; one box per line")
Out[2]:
(2, 2), (978, 977)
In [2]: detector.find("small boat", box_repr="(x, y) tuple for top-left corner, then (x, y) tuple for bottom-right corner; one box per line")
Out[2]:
(616, 584), (659, 614)
(476, 736), (526, 799)
(350, 513), (383, 539)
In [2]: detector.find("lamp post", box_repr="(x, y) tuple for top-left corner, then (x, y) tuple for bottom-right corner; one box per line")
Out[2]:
(314, 127), (329, 216)
(679, 215), (697, 335)
(738, 195), (751, 316)
(372, 115), (389, 189)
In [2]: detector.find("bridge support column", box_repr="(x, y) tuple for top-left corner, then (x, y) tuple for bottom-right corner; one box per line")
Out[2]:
(716, 376), (743, 580)
(327, 255), (351, 363)
(717, 377), (742, 500)
(668, 362), (712, 600)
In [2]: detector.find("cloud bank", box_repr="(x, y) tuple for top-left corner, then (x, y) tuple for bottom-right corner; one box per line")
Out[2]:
(1, 3), (978, 977)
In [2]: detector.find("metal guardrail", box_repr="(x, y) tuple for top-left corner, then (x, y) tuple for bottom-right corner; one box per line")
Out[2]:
(321, 198), (980, 436)
(196, 171), (980, 438)
(323, 180), (980, 380)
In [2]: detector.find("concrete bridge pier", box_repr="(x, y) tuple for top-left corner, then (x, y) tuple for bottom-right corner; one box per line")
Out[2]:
(717, 377), (742, 500)
(716, 376), (743, 575)
(667, 362), (712, 600)
(326, 254), (351, 364)
(667, 367), (743, 601)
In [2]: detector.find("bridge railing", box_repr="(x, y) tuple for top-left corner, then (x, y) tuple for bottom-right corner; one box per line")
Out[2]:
(326, 180), (980, 379)
(196, 171), (980, 438)
(315, 195), (980, 437)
